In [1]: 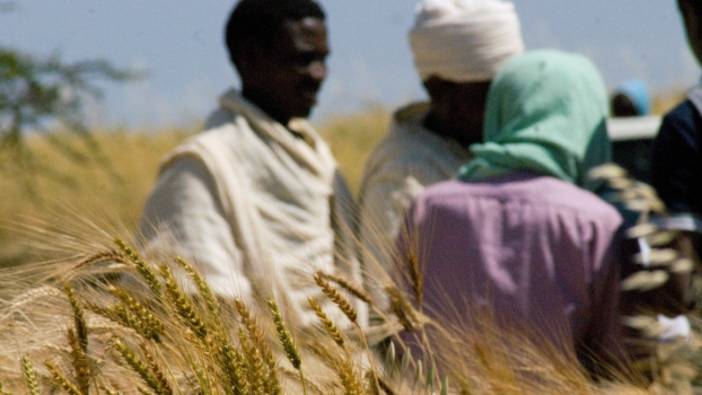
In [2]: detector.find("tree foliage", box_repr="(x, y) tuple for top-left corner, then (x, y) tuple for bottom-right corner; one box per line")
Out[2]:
(0, 47), (137, 185)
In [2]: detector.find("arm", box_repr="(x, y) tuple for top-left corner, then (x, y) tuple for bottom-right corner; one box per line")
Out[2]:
(359, 166), (425, 273)
(139, 157), (253, 301)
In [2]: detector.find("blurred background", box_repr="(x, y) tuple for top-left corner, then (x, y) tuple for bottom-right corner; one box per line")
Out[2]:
(2, 0), (696, 127)
(0, 0), (697, 266)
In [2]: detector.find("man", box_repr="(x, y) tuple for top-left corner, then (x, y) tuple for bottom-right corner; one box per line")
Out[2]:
(140, 0), (362, 327)
(651, 1), (702, 229)
(358, 0), (524, 271)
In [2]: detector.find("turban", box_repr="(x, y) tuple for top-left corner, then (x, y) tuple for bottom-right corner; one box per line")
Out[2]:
(409, 0), (524, 83)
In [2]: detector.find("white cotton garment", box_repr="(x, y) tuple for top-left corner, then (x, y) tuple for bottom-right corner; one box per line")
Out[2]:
(409, 0), (524, 82)
(358, 102), (472, 273)
(140, 90), (365, 329)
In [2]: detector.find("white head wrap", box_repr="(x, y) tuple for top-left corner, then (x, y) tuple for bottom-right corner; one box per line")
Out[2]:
(409, 0), (524, 82)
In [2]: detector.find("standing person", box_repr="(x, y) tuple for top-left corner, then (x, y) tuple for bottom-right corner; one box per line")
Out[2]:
(397, 50), (624, 368)
(140, 0), (363, 327)
(358, 0), (524, 272)
(651, 0), (702, 238)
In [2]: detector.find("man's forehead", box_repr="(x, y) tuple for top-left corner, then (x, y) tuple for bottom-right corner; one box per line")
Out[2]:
(279, 17), (328, 51)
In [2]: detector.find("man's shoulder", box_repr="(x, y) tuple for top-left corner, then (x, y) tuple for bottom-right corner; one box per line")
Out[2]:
(420, 176), (621, 223)
(661, 100), (702, 132)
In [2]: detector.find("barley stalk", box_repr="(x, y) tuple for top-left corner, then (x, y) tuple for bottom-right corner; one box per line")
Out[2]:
(234, 299), (280, 394)
(175, 257), (220, 318)
(320, 272), (372, 304)
(114, 238), (161, 297)
(113, 338), (171, 395)
(139, 342), (172, 395)
(308, 297), (345, 348)
(160, 264), (208, 340)
(67, 329), (91, 394)
(45, 361), (83, 395)
(21, 356), (40, 395)
(218, 343), (249, 395)
(64, 284), (88, 352)
(109, 286), (163, 341)
(77, 250), (128, 268)
(238, 329), (267, 395)
(407, 251), (423, 307)
(385, 286), (418, 332)
(268, 299), (301, 370)
(314, 272), (357, 324)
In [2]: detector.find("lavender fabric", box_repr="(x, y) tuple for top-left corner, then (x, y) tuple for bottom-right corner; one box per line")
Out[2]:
(398, 172), (624, 360)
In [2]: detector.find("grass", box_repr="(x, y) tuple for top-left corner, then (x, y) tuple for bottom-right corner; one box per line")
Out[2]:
(0, 110), (389, 267)
(0, 106), (699, 393)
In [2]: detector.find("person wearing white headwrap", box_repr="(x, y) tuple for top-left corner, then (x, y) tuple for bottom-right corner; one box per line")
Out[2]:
(358, 0), (524, 278)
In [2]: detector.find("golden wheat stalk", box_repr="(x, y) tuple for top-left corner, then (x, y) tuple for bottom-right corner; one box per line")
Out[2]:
(175, 257), (220, 317)
(320, 272), (372, 304)
(114, 238), (162, 297)
(21, 356), (41, 395)
(237, 328), (268, 395)
(218, 343), (250, 395)
(139, 342), (172, 395)
(64, 284), (88, 351)
(308, 297), (345, 348)
(77, 249), (128, 268)
(234, 298), (281, 394)
(314, 272), (357, 324)
(112, 338), (172, 395)
(45, 361), (83, 395)
(109, 286), (164, 341)
(159, 264), (208, 340)
(67, 328), (91, 394)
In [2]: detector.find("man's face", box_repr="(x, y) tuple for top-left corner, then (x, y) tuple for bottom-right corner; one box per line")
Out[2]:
(247, 17), (329, 122)
(423, 77), (492, 145)
(680, 0), (702, 65)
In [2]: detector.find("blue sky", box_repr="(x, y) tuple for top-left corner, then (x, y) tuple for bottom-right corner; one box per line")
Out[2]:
(2, 0), (698, 128)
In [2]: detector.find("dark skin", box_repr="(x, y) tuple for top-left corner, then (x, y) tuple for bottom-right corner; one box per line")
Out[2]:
(235, 17), (329, 126)
(679, 0), (702, 65)
(422, 77), (492, 148)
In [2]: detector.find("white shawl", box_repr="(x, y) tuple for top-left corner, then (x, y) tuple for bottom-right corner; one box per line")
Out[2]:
(358, 103), (472, 272)
(140, 90), (362, 327)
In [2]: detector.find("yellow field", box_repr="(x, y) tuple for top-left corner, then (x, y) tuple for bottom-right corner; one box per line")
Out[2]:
(0, 110), (389, 266)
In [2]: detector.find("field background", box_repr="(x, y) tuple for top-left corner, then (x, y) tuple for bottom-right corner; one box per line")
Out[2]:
(0, 92), (684, 267)
(0, 109), (389, 267)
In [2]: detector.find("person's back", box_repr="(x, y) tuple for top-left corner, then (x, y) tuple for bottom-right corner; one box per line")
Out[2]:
(358, 0), (524, 271)
(397, 50), (624, 369)
(404, 173), (622, 355)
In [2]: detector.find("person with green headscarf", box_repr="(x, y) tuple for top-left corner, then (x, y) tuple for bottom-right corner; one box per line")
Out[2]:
(396, 50), (625, 370)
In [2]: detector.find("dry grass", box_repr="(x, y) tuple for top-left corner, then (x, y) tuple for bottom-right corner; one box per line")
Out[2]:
(0, 109), (699, 393)
(0, 233), (653, 394)
(0, 110), (389, 267)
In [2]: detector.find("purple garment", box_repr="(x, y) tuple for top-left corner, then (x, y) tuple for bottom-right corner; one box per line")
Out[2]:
(398, 172), (624, 361)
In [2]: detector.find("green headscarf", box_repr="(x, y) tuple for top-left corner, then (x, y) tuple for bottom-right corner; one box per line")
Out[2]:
(458, 50), (611, 188)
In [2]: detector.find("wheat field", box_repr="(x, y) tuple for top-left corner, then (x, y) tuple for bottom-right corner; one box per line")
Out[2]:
(0, 105), (699, 393)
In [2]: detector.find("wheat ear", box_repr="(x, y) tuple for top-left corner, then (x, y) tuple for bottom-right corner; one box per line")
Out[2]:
(320, 272), (372, 304)
(175, 257), (220, 317)
(234, 299), (280, 395)
(113, 338), (172, 395)
(159, 264), (208, 340)
(314, 272), (357, 324)
(21, 356), (40, 395)
(308, 297), (345, 348)
(114, 238), (162, 297)
(45, 361), (83, 395)
(67, 329), (91, 394)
